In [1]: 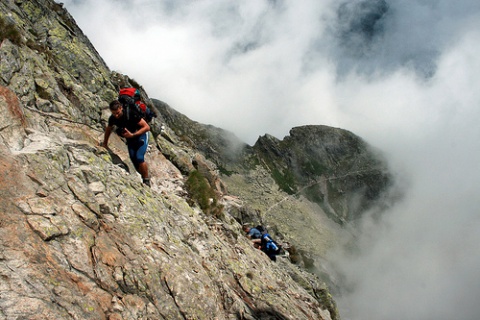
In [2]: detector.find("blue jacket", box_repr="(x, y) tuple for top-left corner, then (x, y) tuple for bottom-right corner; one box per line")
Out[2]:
(247, 227), (263, 239)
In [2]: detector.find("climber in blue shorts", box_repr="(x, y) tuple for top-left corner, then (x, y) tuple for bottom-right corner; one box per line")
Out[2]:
(101, 100), (151, 186)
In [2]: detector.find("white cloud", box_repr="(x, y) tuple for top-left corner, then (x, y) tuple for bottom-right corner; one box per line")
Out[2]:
(329, 28), (480, 319)
(59, 1), (480, 319)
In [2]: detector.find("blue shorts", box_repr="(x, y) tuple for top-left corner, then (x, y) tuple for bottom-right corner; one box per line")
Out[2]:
(127, 132), (149, 168)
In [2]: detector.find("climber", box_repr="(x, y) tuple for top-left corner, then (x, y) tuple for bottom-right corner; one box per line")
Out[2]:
(101, 100), (151, 186)
(242, 224), (263, 249)
(243, 224), (282, 261)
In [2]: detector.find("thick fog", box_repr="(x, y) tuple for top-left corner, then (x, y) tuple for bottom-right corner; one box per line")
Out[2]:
(58, 0), (480, 319)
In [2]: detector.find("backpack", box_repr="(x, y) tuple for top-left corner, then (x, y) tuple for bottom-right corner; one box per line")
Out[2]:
(118, 87), (156, 123)
(261, 233), (281, 255)
(255, 225), (266, 234)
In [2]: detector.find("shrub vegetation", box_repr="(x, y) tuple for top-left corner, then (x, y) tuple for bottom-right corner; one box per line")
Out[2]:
(185, 170), (224, 218)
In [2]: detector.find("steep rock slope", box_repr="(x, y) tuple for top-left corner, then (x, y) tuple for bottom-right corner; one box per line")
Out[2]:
(154, 99), (248, 170)
(0, 0), (338, 319)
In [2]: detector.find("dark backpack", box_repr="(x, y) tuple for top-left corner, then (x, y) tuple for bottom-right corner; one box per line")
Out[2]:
(118, 87), (156, 123)
(255, 225), (266, 234)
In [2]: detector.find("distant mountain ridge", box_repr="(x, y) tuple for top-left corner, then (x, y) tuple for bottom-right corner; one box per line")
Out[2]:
(154, 99), (391, 225)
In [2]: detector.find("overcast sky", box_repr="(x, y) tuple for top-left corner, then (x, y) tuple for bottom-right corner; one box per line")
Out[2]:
(59, 0), (480, 319)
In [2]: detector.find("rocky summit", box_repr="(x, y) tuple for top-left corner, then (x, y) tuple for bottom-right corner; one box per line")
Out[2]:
(0, 0), (392, 319)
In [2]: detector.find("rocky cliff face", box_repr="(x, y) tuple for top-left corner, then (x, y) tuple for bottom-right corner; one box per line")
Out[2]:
(0, 1), (342, 319)
(252, 126), (390, 224)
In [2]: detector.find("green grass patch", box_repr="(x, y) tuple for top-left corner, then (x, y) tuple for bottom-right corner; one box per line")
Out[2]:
(271, 167), (297, 195)
(185, 170), (224, 218)
(302, 159), (328, 176)
(218, 166), (236, 176)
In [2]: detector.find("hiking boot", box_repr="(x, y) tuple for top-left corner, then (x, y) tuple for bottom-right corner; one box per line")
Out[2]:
(143, 178), (151, 187)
